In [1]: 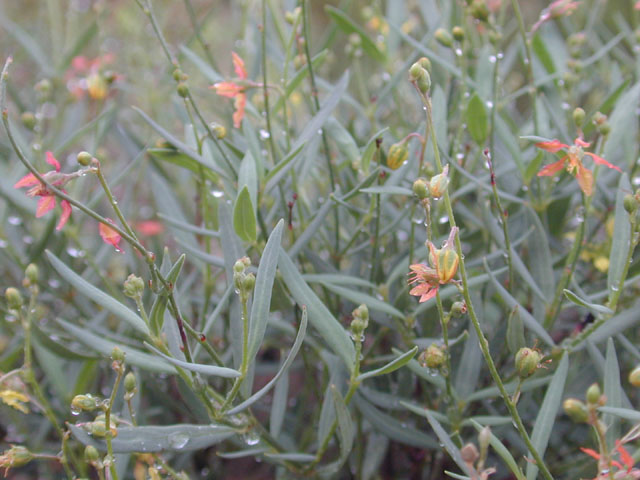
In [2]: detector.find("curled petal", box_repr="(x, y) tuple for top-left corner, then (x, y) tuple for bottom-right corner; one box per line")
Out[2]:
(36, 195), (56, 217)
(615, 441), (635, 470)
(233, 93), (246, 129)
(585, 152), (622, 172)
(231, 51), (247, 79)
(212, 81), (244, 98)
(574, 137), (590, 148)
(576, 164), (593, 196)
(536, 139), (568, 153)
(14, 173), (40, 189)
(537, 158), (566, 177)
(99, 219), (123, 253)
(57, 200), (72, 231)
(45, 151), (61, 171)
(580, 447), (600, 460)
(409, 284), (438, 303)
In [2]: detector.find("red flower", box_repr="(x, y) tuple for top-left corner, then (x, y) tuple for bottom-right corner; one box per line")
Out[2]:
(99, 219), (123, 253)
(536, 137), (621, 196)
(211, 52), (248, 128)
(581, 441), (639, 479)
(135, 220), (164, 236)
(14, 152), (72, 230)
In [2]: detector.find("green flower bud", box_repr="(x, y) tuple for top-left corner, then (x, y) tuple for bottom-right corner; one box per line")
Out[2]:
(387, 142), (409, 170)
(84, 445), (100, 463)
(624, 194), (638, 215)
(350, 304), (369, 337)
(592, 111), (607, 125)
(469, 0), (489, 21)
(172, 69), (185, 82)
(412, 178), (429, 200)
(123, 274), (145, 298)
(21, 112), (36, 130)
(460, 443), (479, 464)
(419, 344), (446, 369)
(71, 394), (100, 412)
(77, 151), (93, 166)
(233, 260), (246, 274)
(478, 426), (491, 456)
(598, 122), (611, 136)
(111, 347), (125, 363)
(242, 273), (256, 292)
(25, 264), (38, 285)
(586, 383), (601, 405)
(35, 79), (52, 96)
(87, 420), (117, 438)
(416, 71), (431, 94)
(629, 366), (640, 387)
(514, 347), (542, 379)
(451, 301), (467, 317)
(210, 123), (227, 139)
(572, 108), (585, 127)
(429, 165), (450, 199)
(434, 28), (454, 48)
(409, 63), (425, 82)
(488, 30), (502, 46)
(5, 288), (23, 310)
(124, 372), (137, 394)
(417, 57), (431, 73)
(452, 26), (465, 42)
(563, 398), (588, 423)
(177, 83), (189, 98)
(0, 445), (34, 470)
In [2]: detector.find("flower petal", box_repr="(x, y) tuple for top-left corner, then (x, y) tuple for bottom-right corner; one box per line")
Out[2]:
(57, 200), (72, 231)
(13, 173), (40, 188)
(585, 152), (622, 172)
(419, 288), (439, 303)
(576, 164), (593, 196)
(580, 447), (600, 460)
(212, 81), (243, 98)
(45, 151), (61, 171)
(615, 441), (635, 470)
(99, 219), (123, 253)
(233, 93), (246, 129)
(36, 195), (56, 217)
(536, 139), (568, 153)
(136, 220), (164, 236)
(574, 137), (590, 148)
(231, 51), (247, 79)
(537, 158), (566, 177)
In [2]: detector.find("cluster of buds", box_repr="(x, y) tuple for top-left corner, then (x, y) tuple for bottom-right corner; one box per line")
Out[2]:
(412, 166), (450, 200)
(350, 304), (369, 341)
(419, 343), (445, 369)
(409, 57), (431, 95)
(84, 415), (119, 439)
(123, 274), (145, 301)
(233, 257), (255, 301)
(591, 111), (611, 137)
(111, 346), (126, 374)
(459, 426), (495, 480)
(563, 382), (606, 424)
(514, 347), (544, 379)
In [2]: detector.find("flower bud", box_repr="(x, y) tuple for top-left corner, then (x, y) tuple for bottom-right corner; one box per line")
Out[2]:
(35, 79), (52, 97)
(451, 301), (467, 317)
(21, 112), (36, 130)
(123, 274), (145, 298)
(592, 111), (607, 125)
(416, 71), (431, 95)
(0, 445), (34, 470)
(5, 288), (23, 310)
(434, 246), (459, 284)
(469, 0), (489, 21)
(412, 178), (429, 200)
(572, 107), (585, 127)
(210, 123), (226, 139)
(177, 83), (189, 98)
(488, 30), (502, 46)
(387, 142), (409, 170)
(452, 26), (465, 42)
(429, 165), (450, 199)
(434, 28), (454, 47)
(419, 344), (446, 369)
(71, 394), (100, 412)
(514, 347), (542, 379)
(563, 398), (588, 423)
(84, 445), (100, 463)
(242, 273), (256, 292)
(87, 74), (108, 100)
(460, 443), (479, 464)
(111, 347), (125, 363)
(417, 57), (431, 73)
(87, 420), (117, 438)
(124, 372), (137, 394)
(624, 194), (638, 215)
(233, 260), (246, 273)
(586, 383), (601, 405)
(478, 426), (491, 455)
(409, 63), (425, 82)
(350, 304), (369, 337)
(25, 264), (38, 285)
(629, 366), (640, 387)
(597, 122), (611, 136)
(77, 151), (93, 166)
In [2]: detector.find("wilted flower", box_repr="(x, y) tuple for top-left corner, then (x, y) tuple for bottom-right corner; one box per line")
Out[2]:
(66, 54), (118, 100)
(14, 152), (74, 230)
(99, 218), (123, 253)
(536, 137), (621, 196)
(0, 389), (30, 414)
(211, 52), (248, 128)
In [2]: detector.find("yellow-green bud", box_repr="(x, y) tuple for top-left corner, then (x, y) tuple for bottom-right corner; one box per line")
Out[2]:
(71, 394), (100, 412)
(84, 445), (100, 463)
(210, 123), (226, 139)
(624, 194), (638, 215)
(419, 344), (446, 369)
(77, 151), (93, 166)
(177, 83), (189, 98)
(567, 59), (583, 73)
(417, 57), (431, 73)
(586, 383), (602, 405)
(124, 372), (137, 394)
(0, 445), (34, 470)
(87, 420), (117, 438)
(592, 111), (607, 125)
(598, 122), (611, 136)
(434, 246), (459, 284)
(514, 347), (542, 379)
(488, 30), (502, 46)
(460, 443), (479, 464)
(21, 112), (36, 130)
(123, 274), (145, 298)
(111, 347), (125, 363)
(429, 165), (450, 199)
(350, 304), (369, 337)
(409, 63), (425, 82)
(172, 69), (185, 82)
(451, 301), (467, 317)
(434, 28), (454, 48)
(233, 260), (246, 273)
(387, 142), (409, 170)
(5, 288), (23, 310)
(417, 71), (431, 94)
(572, 108), (585, 127)
(563, 398), (588, 423)
(469, 0), (489, 21)
(629, 366), (640, 387)
(25, 264), (38, 285)
(242, 273), (256, 292)
(35, 79), (52, 96)
(478, 426), (491, 455)
(412, 178), (429, 200)
(452, 26), (465, 42)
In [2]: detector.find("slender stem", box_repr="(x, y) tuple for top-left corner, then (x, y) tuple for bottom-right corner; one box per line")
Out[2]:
(104, 362), (125, 480)
(95, 163), (139, 243)
(510, 0), (538, 134)
(182, 0), (217, 67)
(262, 0), (278, 163)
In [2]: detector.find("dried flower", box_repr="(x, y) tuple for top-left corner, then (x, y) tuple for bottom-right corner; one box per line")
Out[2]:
(0, 389), (30, 414)
(536, 137), (621, 196)
(14, 152), (74, 230)
(211, 52), (248, 128)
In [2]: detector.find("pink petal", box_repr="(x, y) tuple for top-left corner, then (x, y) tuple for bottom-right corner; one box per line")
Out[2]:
(136, 220), (164, 236)
(233, 93), (246, 129)
(14, 173), (40, 188)
(231, 52), (247, 79)
(574, 137), (590, 148)
(45, 151), (61, 171)
(212, 81), (243, 98)
(36, 195), (56, 217)
(419, 288), (438, 303)
(536, 139), (568, 153)
(57, 200), (72, 230)
(537, 158), (566, 177)
(99, 219), (123, 253)
(616, 441), (635, 470)
(585, 152), (622, 172)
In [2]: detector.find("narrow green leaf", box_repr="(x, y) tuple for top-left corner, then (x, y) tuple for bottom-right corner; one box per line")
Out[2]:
(0, 15), (53, 74)
(466, 93), (488, 145)
(68, 423), (236, 453)
(320, 283), (405, 319)
(148, 148), (218, 182)
(272, 50), (328, 114)
(598, 406), (640, 422)
(470, 420), (526, 480)
(506, 305), (526, 354)
(563, 289), (613, 315)
(46, 251), (149, 335)
(264, 143), (305, 193)
(302, 274), (376, 289)
(361, 127), (389, 174)
(608, 173), (632, 298)
(278, 249), (355, 371)
(144, 343), (240, 378)
(56, 319), (171, 373)
(180, 45), (222, 82)
(357, 347), (418, 382)
(331, 385), (355, 462)
(58, 20), (98, 73)
(531, 33), (556, 74)
(325, 6), (386, 63)
(228, 307), (308, 414)
(423, 410), (474, 477)
(604, 338), (622, 447)
(524, 151), (544, 184)
(175, 239), (225, 267)
(263, 453), (316, 462)
(233, 186), (257, 243)
(526, 353), (569, 480)
(454, 322), (482, 399)
(158, 214), (219, 237)
(269, 371), (289, 438)
(360, 186), (412, 195)
(218, 448), (267, 459)
(288, 199), (333, 258)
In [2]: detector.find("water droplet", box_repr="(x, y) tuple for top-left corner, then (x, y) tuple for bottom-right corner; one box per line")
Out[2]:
(411, 210), (425, 224)
(486, 101), (494, 109)
(48, 279), (60, 289)
(23, 236), (33, 245)
(561, 102), (570, 111)
(70, 405), (81, 416)
(8, 216), (22, 226)
(0, 239), (7, 248)
(317, 128), (323, 135)
(489, 55), (497, 63)
(66, 247), (85, 258)
(454, 48), (462, 57)
(611, 284), (619, 292)
(243, 431), (260, 446)
(211, 190), (224, 198)
(168, 432), (189, 449)
(438, 216), (449, 224)
(497, 52), (504, 59)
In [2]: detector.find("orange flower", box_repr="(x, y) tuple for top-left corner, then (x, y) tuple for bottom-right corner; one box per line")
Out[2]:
(99, 219), (123, 253)
(581, 440), (639, 479)
(532, 0), (580, 33)
(211, 52), (248, 128)
(14, 152), (73, 230)
(536, 137), (621, 196)
(408, 227), (459, 303)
